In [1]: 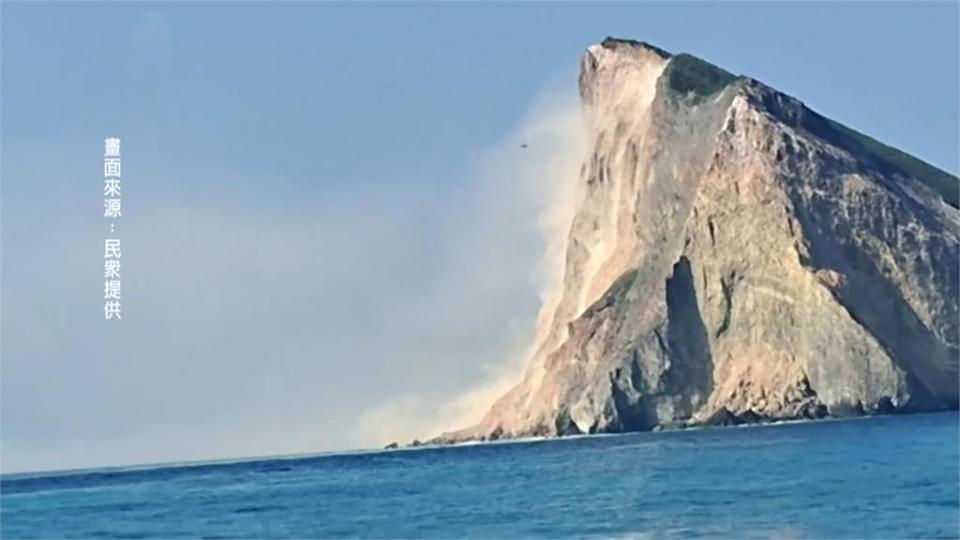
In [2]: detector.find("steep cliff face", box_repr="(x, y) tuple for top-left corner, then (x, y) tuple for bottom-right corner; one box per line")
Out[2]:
(435, 38), (960, 442)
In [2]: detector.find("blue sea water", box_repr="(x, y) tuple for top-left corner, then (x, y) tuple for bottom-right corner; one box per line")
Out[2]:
(2, 413), (958, 539)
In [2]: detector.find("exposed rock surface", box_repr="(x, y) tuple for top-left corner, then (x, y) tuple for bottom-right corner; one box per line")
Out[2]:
(432, 37), (959, 444)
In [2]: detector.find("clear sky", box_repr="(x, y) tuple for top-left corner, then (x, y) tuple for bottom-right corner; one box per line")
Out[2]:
(2, 1), (958, 473)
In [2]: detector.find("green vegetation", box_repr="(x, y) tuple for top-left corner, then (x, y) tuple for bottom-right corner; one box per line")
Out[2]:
(600, 37), (670, 59)
(584, 268), (639, 318)
(605, 268), (639, 303)
(803, 113), (959, 208)
(664, 54), (739, 102)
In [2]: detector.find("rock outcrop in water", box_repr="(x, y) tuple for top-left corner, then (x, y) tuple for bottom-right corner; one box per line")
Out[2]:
(433, 38), (960, 443)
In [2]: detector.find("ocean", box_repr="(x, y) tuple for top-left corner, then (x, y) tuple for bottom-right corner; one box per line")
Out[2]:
(2, 412), (957, 538)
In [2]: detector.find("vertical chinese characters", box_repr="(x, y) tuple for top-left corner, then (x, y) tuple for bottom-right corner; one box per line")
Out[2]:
(104, 138), (122, 320)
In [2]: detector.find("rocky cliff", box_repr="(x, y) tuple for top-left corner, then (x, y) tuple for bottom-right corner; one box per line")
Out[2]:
(434, 38), (960, 442)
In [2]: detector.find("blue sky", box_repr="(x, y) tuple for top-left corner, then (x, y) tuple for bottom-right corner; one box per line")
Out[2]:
(2, 1), (957, 473)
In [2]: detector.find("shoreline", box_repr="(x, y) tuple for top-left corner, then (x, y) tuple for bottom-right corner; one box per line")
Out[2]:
(5, 410), (956, 481)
